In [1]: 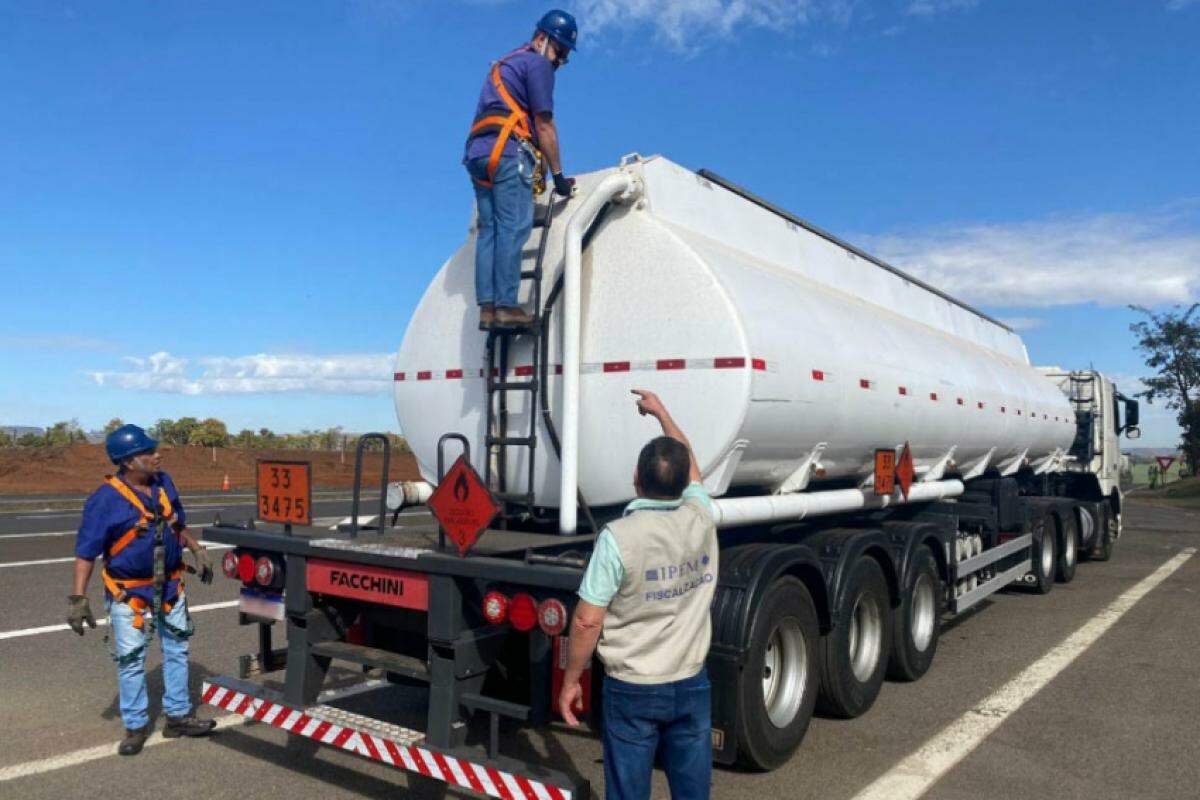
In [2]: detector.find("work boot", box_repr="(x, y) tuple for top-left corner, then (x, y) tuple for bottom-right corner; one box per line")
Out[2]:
(163, 714), (216, 738)
(478, 304), (495, 330)
(494, 306), (535, 329)
(118, 725), (150, 756)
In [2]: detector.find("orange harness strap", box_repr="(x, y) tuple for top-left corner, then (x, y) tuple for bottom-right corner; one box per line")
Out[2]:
(467, 60), (534, 189)
(103, 476), (177, 559)
(103, 567), (184, 629)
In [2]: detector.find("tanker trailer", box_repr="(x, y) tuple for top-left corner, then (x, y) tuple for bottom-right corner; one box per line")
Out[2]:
(200, 155), (1139, 792)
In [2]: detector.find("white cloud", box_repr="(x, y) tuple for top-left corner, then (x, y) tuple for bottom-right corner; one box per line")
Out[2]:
(572, 0), (837, 50)
(998, 316), (1043, 331)
(1166, 0), (1199, 11)
(89, 351), (394, 396)
(861, 204), (1200, 308)
(907, 0), (979, 16)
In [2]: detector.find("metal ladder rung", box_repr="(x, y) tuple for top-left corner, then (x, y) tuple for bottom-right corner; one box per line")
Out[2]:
(487, 435), (536, 448)
(490, 380), (537, 392)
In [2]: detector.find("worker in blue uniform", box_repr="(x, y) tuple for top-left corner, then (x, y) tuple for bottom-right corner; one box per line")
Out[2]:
(67, 424), (217, 756)
(464, 9), (578, 331)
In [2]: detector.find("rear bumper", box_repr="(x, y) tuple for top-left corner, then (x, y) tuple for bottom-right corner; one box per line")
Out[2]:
(202, 675), (586, 800)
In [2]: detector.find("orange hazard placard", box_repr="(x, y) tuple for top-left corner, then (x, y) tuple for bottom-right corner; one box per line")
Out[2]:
(427, 455), (500, 556)
(873, 449), (896, 496)
(256, 460), (312, 526)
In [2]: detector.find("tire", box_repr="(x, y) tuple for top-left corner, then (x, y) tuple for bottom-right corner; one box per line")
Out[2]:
(887, 545), (943, 682)
(1090, 503), (1117, 562)
(735, 577), (820, 770)
(1029, 512), (1056, 595)
(1056, 511), (1078, 584)
(1076, 505), (1097, 561)
(817, 557), (892, 718)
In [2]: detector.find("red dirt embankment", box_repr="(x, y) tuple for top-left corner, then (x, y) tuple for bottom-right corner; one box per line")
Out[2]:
(0, 444), (421, 495)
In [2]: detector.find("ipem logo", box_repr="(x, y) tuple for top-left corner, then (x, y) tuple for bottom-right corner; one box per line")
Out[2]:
(307, 559), (430, 610)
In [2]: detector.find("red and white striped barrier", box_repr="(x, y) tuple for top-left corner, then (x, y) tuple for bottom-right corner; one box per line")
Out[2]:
(202, 680), (575, 800)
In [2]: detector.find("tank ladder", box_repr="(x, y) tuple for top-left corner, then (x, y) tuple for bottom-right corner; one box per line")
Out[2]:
(482, 198), (558, 525)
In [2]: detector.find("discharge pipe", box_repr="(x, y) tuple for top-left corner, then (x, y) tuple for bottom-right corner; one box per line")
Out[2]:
(560, 170), (644, 534)
(712, 479), (965, 529)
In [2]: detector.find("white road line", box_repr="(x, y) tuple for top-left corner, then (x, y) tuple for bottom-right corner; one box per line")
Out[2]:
(0, 600), (240, 641)
(0, 679), (387, 784)
(0, 544), (235, 570)
(851, 546), (1197, 800)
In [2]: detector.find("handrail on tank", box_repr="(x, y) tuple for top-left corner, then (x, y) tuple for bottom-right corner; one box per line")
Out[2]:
(559, 168), (644, 534)
(711, 479), (965, 529)
(349, 432), (390, 539)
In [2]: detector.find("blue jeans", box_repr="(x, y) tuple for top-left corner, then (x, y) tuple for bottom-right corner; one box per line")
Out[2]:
(466, 153), (534, 308)
(602, 668), (712, 800)
(107, 595), (193, 729)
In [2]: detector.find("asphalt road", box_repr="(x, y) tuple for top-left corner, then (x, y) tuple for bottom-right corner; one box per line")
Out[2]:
(0, 498), (1196, 799)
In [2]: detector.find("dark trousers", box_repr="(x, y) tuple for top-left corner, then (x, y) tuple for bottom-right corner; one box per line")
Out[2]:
(602, 668), (711, 800)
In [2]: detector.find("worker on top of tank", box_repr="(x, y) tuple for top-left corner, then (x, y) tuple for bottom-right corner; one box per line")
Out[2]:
(67, 424), (216, 756)
(464, 9), (577, 331)
(558, 389), (718, 800)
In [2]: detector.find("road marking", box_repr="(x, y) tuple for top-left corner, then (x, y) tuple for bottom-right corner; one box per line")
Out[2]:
(0, 600), (240, 641)
(851, 546), (1197, 800)
(0, 544), (235, 570)
(0, 679), (387, 783)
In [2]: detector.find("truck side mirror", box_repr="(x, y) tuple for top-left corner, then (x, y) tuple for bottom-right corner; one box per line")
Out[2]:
(1123, 398), (1140, 429)
(1125, 426), (1141, 440)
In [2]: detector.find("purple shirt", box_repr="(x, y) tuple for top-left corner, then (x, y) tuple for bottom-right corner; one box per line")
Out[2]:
(465, 45), (556, 164)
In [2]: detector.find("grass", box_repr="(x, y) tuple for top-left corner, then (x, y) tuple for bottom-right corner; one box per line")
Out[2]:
(1129, 461), (1188, 488)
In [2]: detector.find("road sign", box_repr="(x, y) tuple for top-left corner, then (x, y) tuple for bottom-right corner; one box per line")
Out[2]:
(873, 449), (896, 496)
(256, 460), (312, 526)
(427, 455), (500, 556)
(896, 443), (915, 500)
(1156, 456), (1176, 472)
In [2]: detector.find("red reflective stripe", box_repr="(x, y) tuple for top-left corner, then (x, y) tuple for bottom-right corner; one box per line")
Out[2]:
(431, 751), (456, 782)
(898, 386), (908, 396)
(811, 369), (824, 381)
(1001, 406), (1007, 413)
(487, 768), (516, 800)
(546, 786), (568, 800)
(310, 720), (333, 741)
(331, 727), (355, 748)
(459, 759), (487, 795)
(234, 693), (254, 715)
(514, 775), (540, 800)
(978, 401), (985, 409)
(393, 372), (405, 381)
(554, 364), (563, 375)
(201, 683), (219, 703)
(714, 357), (745, 369)
(859, 379), (871, 389)
(957, 398), (964, 405)
(930, 392), (938, 401)
(603, 361), (630, 372)
(752, 358), (766, 371)
(360, 733), (382, 762)
(286, 713), (311, 731)
(382, 738), (405, 766)
(656, 359), (685, 370)
(445, 369), (463, 380)
(417, 371), (432, 381)
(515, 365), (534, 377)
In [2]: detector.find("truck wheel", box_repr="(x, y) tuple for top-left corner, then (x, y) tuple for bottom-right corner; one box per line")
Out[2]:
(1030, 512), (1056, 595)
(1076, 505), (1097, 561)
(887, 545), (942, 682)
(817, 557), (892, 718)
(735, 577), (820, 771)
(1056, 512), (1078, 583)
(1090, 504), (1116, 562)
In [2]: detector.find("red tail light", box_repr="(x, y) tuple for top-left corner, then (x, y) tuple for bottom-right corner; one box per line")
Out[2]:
(221, 551), (239, 579)
(237, 553), (255, 583)
(537, 598), (568, 636)
(482, 591), (509, 625)
(254, 556), (275, 586)
(509, 593), (537, 632)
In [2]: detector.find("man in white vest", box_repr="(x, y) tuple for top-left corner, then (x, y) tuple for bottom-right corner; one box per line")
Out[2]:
(558, 389), (717, 800)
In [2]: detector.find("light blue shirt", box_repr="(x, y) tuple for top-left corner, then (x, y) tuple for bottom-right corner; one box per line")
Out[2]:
(577, 482), (714, 607)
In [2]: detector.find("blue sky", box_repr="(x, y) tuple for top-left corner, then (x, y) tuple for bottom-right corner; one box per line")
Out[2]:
(1, 0), (1197, 446)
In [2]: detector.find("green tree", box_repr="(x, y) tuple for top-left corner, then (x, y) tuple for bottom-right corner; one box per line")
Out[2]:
(17, 433), (41, 447)
(103, 417), (125, 435)
(188, 417), (230, 447)
(0, 430), (12, 447)
(256, 427), (280, 449)
(1130, 304), (1200, 474)
(44, 419), (87, 446)
(233, 428), (256, 448)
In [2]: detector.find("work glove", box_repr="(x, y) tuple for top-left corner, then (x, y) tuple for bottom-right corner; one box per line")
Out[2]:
(552, 171), (575, 198)
(67, 595), (96, 636)
(187, 545), (214, 585)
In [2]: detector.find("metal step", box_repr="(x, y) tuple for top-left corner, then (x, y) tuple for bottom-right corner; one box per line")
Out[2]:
(487, 435), (536, 448)
(519, 268), (542, 280)
(310, 641), (431, 683)
(489, 379), (537, 392)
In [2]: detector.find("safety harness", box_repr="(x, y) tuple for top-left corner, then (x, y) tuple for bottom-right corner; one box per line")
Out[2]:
(466, 50), (546, 192)
(101, 476), (194, 663)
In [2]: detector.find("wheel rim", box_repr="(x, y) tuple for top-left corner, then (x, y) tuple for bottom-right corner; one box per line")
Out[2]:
(761, 617), (808, 728)
(1041, 531), (1054, 577)
(848, 592), (883, 682)
(911, 573), (936, 652)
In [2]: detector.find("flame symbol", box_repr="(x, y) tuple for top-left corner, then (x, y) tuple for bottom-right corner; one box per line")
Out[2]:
(454, 471), (470, 502)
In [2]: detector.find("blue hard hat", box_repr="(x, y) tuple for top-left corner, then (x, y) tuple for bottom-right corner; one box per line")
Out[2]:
(536, 9), (578, 52)
(105, 424), (158, 464)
